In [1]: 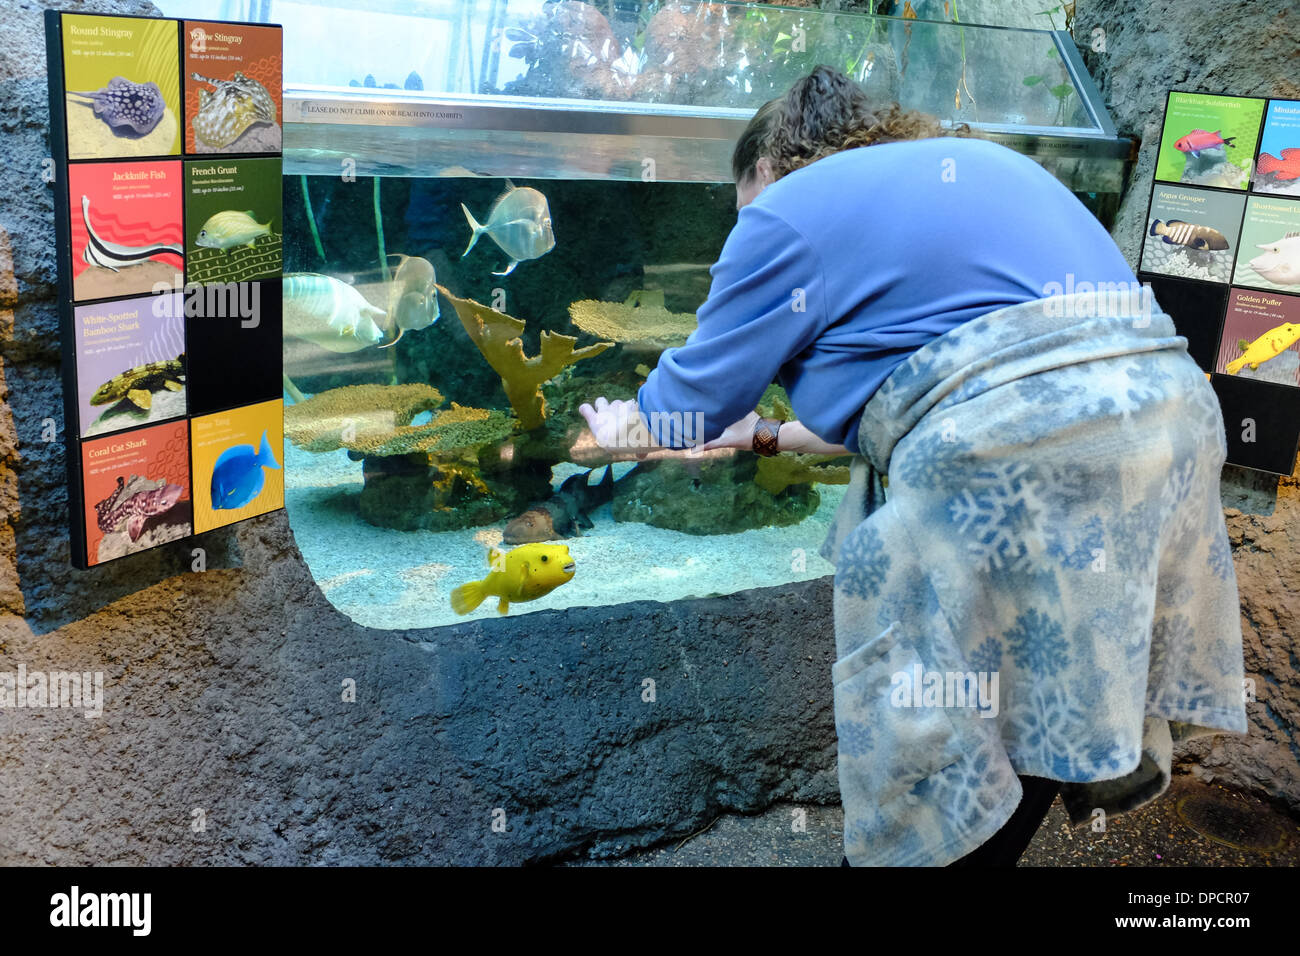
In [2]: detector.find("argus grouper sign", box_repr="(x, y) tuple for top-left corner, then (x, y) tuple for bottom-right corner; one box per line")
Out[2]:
(45, 10), (285, 568)
(1139, 90), (1300, 476)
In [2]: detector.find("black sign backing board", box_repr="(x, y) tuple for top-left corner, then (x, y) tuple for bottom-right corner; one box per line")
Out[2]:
(1140, 90), (1300, 476)
(45, 10), (285, 567)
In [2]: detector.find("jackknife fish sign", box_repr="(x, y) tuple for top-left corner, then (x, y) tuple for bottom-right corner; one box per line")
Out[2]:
(46, 10), (285, 568)
(1140, 90), (1300, 476)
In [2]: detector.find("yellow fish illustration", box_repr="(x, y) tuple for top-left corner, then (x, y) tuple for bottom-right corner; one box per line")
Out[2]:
(1226, 322), (1300, 374)
(195, 210), (272, 252)
(450, 543), (575, 615)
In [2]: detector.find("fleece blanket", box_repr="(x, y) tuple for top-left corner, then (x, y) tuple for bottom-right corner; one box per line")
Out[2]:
(819, 290), (1248, 867)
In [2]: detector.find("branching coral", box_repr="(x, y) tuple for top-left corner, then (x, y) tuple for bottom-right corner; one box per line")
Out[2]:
(754, 453), (852, 496)
(436, 283), (613, 430)
(568, 289), (697, 349)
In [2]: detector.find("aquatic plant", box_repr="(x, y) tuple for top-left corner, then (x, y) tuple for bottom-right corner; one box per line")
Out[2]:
(300, 175), (326, 263)
(374, 178), (390, 282)
(1034, 2), (1077, 34)
(944, 1), (976, 114)
(436, 283), (613, 430)
(568, 289), (697, 348)
(754, 452), (852, 496)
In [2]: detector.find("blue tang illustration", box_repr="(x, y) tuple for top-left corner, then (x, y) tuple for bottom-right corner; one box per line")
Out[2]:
(210, 430), (281, 510)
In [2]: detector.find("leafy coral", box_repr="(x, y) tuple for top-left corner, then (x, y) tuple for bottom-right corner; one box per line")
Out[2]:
(283, 383), (513, 456)
(756, 383), (794, 421)
(283, 383), (445, 452)
(437, 283), (613, 430)
(568, 289), (697, 348)
(754, 453), (852, 496)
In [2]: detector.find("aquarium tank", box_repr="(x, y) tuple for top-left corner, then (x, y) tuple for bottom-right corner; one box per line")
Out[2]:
(155, 0), (1131, 628)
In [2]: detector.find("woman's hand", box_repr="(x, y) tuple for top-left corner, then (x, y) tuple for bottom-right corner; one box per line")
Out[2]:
(700, 411), (759, 451)
(579, 397), (654, 454)
(699, 411), (855, 456)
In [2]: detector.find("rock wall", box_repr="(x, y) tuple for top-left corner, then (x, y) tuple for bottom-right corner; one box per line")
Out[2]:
(0, 0), (839, 865)
(1073, 0), (1300, 807)
(2, 0), (1297, 869)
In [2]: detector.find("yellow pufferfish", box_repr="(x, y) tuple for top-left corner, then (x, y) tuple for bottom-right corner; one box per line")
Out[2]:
(450, 543), (575, 615)
(1226, 322), (1300, 374)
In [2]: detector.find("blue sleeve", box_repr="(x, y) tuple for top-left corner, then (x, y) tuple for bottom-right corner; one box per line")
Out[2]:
(636, 206), (828, 447)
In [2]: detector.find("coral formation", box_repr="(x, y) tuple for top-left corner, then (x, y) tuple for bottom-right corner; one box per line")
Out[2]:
(283, 383), (444, 451)
(754, 453), (852, 496)
(756, 383), (794, 422)
(437, 283), (613, 429)
(612, 455), (822, 533)
(283, 383), (514, 456)
(568, 289), (697, 349)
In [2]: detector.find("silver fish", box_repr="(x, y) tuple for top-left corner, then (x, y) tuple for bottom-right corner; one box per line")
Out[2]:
(80, 195), (182, 273)
(380, 254), (440, 347)
(283, 273), (387, 353)
(461, 181), (555, 275)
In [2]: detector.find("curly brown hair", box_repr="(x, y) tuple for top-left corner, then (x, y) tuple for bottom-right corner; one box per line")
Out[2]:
(732, 65), (978, 183)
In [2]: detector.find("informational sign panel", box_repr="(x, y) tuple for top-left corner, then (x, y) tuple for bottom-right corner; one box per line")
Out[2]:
(1139, 91), (1300, 476)
(45, 10), (285, 568)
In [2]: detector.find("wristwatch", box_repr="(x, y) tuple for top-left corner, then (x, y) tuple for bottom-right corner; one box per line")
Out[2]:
(752, 417), (783, 456)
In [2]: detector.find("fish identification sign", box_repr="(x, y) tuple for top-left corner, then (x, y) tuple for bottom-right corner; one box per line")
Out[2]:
(1138, 90), (1300, 476)
(45, 10), (286, 568)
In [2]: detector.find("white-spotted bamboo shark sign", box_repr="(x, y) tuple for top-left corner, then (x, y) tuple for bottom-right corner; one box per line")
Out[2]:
(45, 10), (286, 567)
(1139, 90), (1300, 475)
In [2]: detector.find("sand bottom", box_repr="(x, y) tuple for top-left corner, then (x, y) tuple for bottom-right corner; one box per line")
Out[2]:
(194, 122), (281, 153)
(284, 438), (844, 630)
(66, 100), (179, 160)
(85, 387), (187, 437)
(75, 260), (181, 302)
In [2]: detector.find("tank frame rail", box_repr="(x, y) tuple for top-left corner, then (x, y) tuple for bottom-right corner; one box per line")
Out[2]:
(282, 30), (1130, 192)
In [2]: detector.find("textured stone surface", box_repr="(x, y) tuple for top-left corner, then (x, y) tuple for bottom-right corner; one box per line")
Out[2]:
(1, 0), (1297, 871)
(0, 0), (838, 865)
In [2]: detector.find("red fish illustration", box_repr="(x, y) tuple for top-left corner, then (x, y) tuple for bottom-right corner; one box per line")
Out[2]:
(1174, 129), (1235, 157)
(1257, 148), (1300, 182)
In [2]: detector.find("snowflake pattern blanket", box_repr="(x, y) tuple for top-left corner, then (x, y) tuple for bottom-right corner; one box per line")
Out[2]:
(819, 291), (1248, 867)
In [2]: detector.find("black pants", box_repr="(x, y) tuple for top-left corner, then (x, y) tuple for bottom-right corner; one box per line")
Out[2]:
(841, 774), (1061, 867)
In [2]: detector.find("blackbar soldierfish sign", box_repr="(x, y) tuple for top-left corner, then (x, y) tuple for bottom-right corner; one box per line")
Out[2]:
(45, 10), (284, 568)
(1139, 90), (1300, 476)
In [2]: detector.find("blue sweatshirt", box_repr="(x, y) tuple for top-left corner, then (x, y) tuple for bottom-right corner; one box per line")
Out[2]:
(637, 137), (1138, 448)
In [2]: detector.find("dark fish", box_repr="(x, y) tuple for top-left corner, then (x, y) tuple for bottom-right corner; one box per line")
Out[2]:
(68, 77), (166, 136)
(1149, 219), (1229, 251)
(503, 465), (614, 544)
